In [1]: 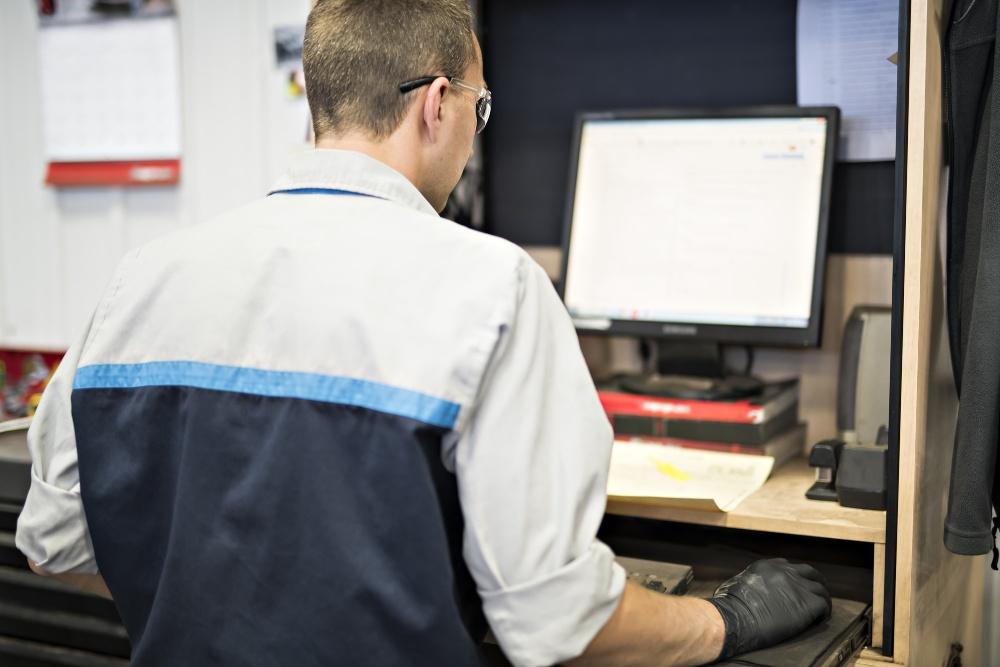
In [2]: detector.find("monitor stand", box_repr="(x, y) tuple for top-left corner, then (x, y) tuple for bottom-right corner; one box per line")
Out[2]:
(618, 341), (764, 401)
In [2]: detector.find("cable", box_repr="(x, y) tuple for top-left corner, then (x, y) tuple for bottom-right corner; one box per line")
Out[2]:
(743, 345), (755, 377)
(639, 338), (654, 374)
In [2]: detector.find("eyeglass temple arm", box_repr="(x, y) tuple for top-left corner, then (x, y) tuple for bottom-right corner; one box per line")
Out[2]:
(399, 77), (439, 94)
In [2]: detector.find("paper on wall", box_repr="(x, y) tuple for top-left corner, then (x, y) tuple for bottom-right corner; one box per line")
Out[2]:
(38, 16), (182, 162)
(797, 0), (899, 161)
(607, 440), (774, 513)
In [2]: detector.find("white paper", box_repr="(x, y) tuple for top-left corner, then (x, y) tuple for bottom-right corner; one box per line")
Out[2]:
(797, 0), (899, 161)
(607, 440), (774, 512)
(38, 17), (183, 161)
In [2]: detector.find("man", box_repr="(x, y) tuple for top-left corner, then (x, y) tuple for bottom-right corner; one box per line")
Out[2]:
(16, 1), (830, 665)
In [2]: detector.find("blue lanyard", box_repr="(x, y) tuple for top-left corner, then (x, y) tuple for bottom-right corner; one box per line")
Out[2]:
(267, 187), (383, 199)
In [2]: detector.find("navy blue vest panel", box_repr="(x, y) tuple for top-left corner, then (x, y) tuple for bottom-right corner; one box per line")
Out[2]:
(71, 386), (484, 666)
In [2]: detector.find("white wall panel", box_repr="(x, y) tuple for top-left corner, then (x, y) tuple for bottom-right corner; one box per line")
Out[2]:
(0, 2), (63, 349)
(0, 0), (310, 349)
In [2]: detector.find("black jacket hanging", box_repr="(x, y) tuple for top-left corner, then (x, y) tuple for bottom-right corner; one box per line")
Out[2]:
(944, 0), (1000, 559)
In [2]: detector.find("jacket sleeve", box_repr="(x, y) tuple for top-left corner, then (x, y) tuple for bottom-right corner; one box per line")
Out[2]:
(15, 318), (99, 573)
(452, 256), (625, 667)
(944, 3), (1000, 555)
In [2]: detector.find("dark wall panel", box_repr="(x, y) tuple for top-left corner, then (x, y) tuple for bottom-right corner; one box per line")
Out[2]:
(481, 0), (894, 254)
(482, 0), (798, 246)
(829, 162), (895, 254)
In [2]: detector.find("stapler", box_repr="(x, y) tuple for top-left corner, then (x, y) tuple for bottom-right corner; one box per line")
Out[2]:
(806, 438), (887, 510)
(806, 439), (843, 502)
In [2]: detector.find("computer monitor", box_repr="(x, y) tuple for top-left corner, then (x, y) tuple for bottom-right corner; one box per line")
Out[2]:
(560, 107), (838, 353)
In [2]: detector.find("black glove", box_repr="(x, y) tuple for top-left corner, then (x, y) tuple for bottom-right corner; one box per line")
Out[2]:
(707, 558), (832, 660)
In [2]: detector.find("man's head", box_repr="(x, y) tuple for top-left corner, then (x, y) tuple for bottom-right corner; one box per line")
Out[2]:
(303, 0), (484, 212)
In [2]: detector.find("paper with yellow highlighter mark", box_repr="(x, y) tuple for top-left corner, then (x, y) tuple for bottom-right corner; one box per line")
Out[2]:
(607, 440), (775, 512)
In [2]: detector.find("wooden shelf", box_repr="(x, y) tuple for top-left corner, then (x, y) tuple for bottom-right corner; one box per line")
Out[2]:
(606, 457), (886, 544)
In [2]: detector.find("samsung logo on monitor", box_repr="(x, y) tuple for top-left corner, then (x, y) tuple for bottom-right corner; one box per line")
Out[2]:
(662, 324), (698, 336)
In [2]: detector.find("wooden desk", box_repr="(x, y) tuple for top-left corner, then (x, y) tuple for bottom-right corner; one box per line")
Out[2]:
(0, 421), (30, 504)
(605, 456), (889, 654)
(557, 0), (988, 662)
(606, 458), (886, 545)
(0, 419), (30, 463)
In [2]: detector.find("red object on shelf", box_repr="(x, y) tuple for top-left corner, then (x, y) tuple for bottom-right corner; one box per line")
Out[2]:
(46, 159), (181, 187)
(598, 384), (798, 425)
(0, 349), (65, 386)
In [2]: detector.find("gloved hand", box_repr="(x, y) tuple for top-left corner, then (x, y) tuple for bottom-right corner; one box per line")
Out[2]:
(707, 558), (832, 660)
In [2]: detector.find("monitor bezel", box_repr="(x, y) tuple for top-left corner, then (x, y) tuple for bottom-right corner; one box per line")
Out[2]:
(558, 105), (840, 348)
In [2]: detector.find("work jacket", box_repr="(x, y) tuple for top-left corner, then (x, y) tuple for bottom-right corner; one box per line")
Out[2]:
(944, 0), (1000, 561)
(15, 149), (624, 666)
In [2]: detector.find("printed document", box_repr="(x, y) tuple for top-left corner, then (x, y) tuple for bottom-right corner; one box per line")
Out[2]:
(797, 0), (899, 161)
(608, 440), (774, 512)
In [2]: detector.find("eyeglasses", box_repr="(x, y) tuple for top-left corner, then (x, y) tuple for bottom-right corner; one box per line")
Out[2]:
(399, 76), (492, 134)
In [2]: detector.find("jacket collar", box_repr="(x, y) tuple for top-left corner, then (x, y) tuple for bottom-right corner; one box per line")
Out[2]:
(271, 149), (438, 216)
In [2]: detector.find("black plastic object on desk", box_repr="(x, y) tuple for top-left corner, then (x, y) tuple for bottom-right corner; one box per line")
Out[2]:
(616, 556), (693, 596)
(806, 440), (888, 511)
(836, 445), (888, 511)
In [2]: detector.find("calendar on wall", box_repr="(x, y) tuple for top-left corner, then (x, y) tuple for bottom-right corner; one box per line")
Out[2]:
(37, 1), (182, 186)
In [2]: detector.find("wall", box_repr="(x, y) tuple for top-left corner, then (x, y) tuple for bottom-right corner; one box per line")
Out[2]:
(0, 0), (311, 351)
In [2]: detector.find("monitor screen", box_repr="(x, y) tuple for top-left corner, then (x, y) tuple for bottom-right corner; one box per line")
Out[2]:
(561, 108), (837, 347)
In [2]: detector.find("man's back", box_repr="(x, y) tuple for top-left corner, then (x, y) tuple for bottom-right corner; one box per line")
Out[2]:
(19, 148), (629, 666)
(61, 151), (523, 665)
(15, 1), (832, 661)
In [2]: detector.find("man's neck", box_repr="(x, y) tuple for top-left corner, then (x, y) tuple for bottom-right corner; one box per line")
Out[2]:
(315, 133), (422, 195)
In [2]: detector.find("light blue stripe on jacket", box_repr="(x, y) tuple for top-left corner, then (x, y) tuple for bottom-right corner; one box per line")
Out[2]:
(73, 361), (460, 430)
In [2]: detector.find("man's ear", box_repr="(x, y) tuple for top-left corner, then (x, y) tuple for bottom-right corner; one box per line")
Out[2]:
(421, 76), (450, 143)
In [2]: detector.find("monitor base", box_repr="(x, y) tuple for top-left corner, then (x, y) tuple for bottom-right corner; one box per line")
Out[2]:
(621, 340), (765, 400)
(619, 373), (764, 401)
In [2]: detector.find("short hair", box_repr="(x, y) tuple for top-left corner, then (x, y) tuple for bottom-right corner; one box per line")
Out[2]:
(303, 0), (476, 140)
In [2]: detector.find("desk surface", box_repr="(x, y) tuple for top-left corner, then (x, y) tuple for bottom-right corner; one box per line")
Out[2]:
(0, 420), (29, 464)
(606, 457), (886, 544)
